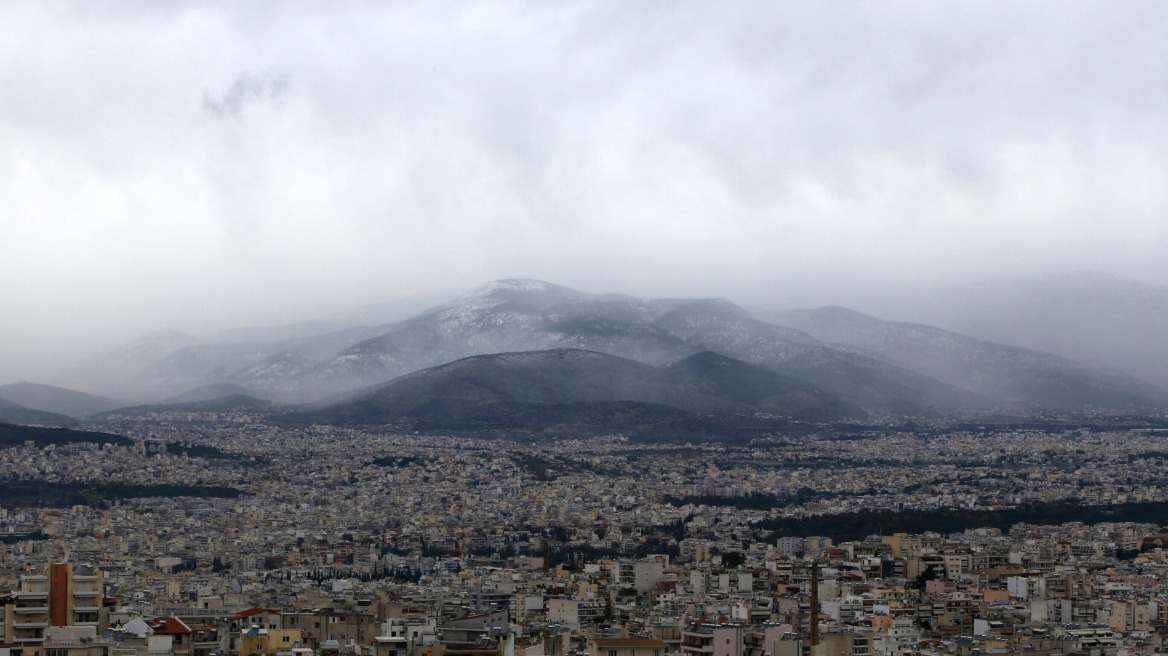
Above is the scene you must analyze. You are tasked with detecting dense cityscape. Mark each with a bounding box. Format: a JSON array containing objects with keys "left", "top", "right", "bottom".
[{"left": 5, "top": 409, "right": 1168, "bottom": 656}]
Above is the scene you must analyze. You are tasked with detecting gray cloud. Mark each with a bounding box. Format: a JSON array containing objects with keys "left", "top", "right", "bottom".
[
  {"left": 1, "top": 1, "right": 1167, "bottom": 381},
  {"left": 202, "top": 71, "right": 289, "bottom": 118}
]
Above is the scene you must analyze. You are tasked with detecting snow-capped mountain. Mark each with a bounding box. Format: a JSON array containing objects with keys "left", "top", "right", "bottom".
[
  {"left": 281, "top": 280, "right": 990, "bottom": 410},
  {"left": 58, "top": 278, "right": 1168, "bottom": 414}
]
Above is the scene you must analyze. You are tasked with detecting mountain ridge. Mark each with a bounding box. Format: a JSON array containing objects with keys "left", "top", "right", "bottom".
[{"left": 280, "top": 348, "right": 864, "bottom": 438}]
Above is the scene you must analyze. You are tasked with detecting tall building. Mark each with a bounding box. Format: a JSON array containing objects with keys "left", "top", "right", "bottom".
[
  {"left": 49, "top": 563, "right": 104, "bottom": 628},
  {"left": 2, "top": 563, "right": 106, "bottom": 656}
]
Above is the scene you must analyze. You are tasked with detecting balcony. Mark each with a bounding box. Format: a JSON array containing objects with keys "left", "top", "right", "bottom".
[
  {"left": 15, "top": 606, "right": 49, "bottom": 614},
  {"left": 14, "top": 620, "right": 49, "bottom": 629},
  {"left": 74, "top": 605, "right": 101, "bottom": 613},
  {"left": 74, "top": 589, "right": 101, "bottom": 597},
  {"left": 17, "top": 590, "right": 49, "bottom": 598}
]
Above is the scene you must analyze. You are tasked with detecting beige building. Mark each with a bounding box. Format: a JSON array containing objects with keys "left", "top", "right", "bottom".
[
  {"left": 1108, "top": 600, "right": 1151, "bottom": 633},
  {"left": 282, "top": 610, "right": 378, "bottom": 645},
  {"left": 42, "top": 626, "right": 108, "bottom": 656},
  {"left": 589, "top": 638, "right": 667, "bottom": 656},
  {"left": 2, "top": 563, "right": 106, "bottom": 656},
  {"left": 239, "top": 628, "right": 304, "bottom": 656}
]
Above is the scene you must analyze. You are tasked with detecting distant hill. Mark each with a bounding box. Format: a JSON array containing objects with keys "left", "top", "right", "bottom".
[
  {"left": 0, "top": 422, "right": 131, "bottom": 448},
  {"left": 162, "top": 383, "right": 263, "bottom": 405},
  {"left": 281, "top": 348, "right": 861, "bottom": 439},
  {"left": 96, "top": 394, "right": 274, "bottom": 417},
  {"left": 0, "top": 382, "right": 125, "bottom": 417},
  {"left": 662, "top": 351, "right": 864, "bottom": 420},
  {"left": 764, "top": 305, "right": 1168, "bottom": 411},
  {"left": 0, "top": 397, "right": 76, "bottom": 427}
]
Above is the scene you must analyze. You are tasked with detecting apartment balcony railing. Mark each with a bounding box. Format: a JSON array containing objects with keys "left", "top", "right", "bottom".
[{"left": 14, "top": 620, "right": 49, "bottom": 629}]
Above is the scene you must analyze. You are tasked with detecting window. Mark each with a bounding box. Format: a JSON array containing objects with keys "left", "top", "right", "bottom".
[
  {"left": 608, "top": 650, "right": 617, "bottom": 656},
  {"left": 283, "top": 636, "right": 291, "bottom": 643}
]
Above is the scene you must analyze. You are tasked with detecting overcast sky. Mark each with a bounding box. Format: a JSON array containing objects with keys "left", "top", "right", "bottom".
[{"left": 3, "top": 2, "right": 1168, "bottom": 378}]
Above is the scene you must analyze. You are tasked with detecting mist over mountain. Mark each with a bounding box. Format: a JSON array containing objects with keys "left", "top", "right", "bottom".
[
  {"left": 21, "top": 276, "right": 1168, "bottom": 420},
  {"left": 204, "top": 322, "right": 345, "bottom": 345},
  {"left": 651, "top": 298, "right": 991, "bottom": 412},
  {"left": 889, "top": 271, "right": 1168, "bottom": 390},
  {"left": 71, "top": 330, "right": 199, "bottom": 384},
  {"left": 65, "top": 324, "right": 384, "bottom": 403},
  {"left": 0, "top": 382, "right": 125, "bottom": 418},
  {"left": 764, "top": 305, "right": 1167, "bottom": 411},
  {"left": 161, "top": 383, "right": 263, "bottom": 405}
]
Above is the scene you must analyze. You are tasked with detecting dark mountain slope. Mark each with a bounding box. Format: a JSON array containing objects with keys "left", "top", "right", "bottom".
[
  {"left": 163, "top": 383, "right": 260, "bottom": 405},
  {"left": 0, "top": 422, "right": 131, "bottom": 448},
  {"left": 96, "top": 394, "right": 274, "bottom": 417},
  {"left": 663, "top": 351, "right": 865, "bottom": 419},
  {"left": 0, "top": 397, "right": 76, "bottom": 427},
  {"left": 282, "top": 348, "right": 861, "bottom": 434}
]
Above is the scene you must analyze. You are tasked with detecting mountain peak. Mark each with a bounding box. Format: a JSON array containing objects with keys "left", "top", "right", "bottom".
[
  {"left": 459, "top": 279, "right": 581, "bottom": 298},
  {"left": 490, "top": 279, "right": 561, "bottom": 291},
  {"left": 438, "top": 280, "right": 592, "bottom": 318}
]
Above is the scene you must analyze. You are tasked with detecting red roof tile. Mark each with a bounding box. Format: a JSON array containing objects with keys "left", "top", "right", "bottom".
[{"left": 150, "top": 617, "right": 192, "bottom": 635}]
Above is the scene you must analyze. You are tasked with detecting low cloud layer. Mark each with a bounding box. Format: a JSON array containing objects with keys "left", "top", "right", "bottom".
[{"left": 2, "top": 2, "right": 1167, "bottom": 380}]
